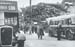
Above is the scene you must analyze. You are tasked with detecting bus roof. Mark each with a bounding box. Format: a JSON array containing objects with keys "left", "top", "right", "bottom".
[
  {"left": 0, "top": 25, "right": 13, "bottom": 28},
  {"left": 46, "top": 14, "right": 75, "bottom": 24}
]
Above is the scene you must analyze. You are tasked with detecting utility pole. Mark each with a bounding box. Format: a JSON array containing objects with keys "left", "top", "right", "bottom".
[
  {"left": 29, "top": 0, "right": 32, "bottom": 34},
  {"left": 30, "top": 0, "right": 32, "bottom": 22}
]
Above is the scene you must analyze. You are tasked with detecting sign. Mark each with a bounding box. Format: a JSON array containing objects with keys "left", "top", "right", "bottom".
[
  {"left": 0, "top": 6, "right": 7, "bottom": 10},
  {"left": 8, "top": 6, "right": 16, "bottom": 10},
  {"left": 0, "top": 1, "right": 18, "bottom": 11}
]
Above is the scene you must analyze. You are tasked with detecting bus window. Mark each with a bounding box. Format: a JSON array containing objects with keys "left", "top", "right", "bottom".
[
  {"left": 65, "top": 19, "right": 71, "bottom": 25},
  {"left": 13, "top": 17, "right": 17, "bottom": 25},
  {"left": 53, "top": 21, "right": 58, "bottom": 25},
  {"left": 50, "top": 20, "right": 53, "bottom": 25},
  {"left": 4, "top": 12, "right": 18, "bottom": 26},
  {"left": 69, "top": 18, "right": 72, "bottom": 24},
  {"left": 10, "top": 17, "right": 14, "bottom": 25},
  {"left": 5, "top": 18, "right": 8, "bottom": 24},
  {"left": 5, "top": 17, "right": 17, "bottom": 25},
  {"left": 8, "top": 18, "right": 11, "bottom": 24}
]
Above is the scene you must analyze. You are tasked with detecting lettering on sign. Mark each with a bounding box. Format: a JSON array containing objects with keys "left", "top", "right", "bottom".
[
  {"left": 8, "top": 6, "right": 16, "bottom": 10},
  {"left": 0, "top": 6, "right": 7, "bottom": 10},
  {"left": 0, "top": 1, "right": 17, "bottom": 11}
]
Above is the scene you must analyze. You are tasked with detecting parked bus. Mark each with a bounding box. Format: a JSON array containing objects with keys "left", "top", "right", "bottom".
[
  {"left": 46, "top": 14, "right": 75, "bottom": 40},
  {"left": 0, "top": 1, "right": 19, "bottom": 47},
  {"left": 0, "top": 1, "right": 19, "bottom": 36}
]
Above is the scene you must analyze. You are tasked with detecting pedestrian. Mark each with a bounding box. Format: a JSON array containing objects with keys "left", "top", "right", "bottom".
[
  {"left": 39, "top": 28, "right": 44, "bottom": 39},
  {"left": 65, "top": 28, "right": 70, "bottom": 39},
  {"left": 16, "top": 30, "right": 26, "bottom": 47},
  {"left": 37, "top": 27, "right": 44, "bottom": 39},
  {"left": 56, "top": 23, "right": 62, "bottom": 40}
]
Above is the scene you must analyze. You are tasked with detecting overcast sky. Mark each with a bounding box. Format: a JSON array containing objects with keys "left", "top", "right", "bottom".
[{"left": 16, "top": 0, "right": 63, "bottom": 8}]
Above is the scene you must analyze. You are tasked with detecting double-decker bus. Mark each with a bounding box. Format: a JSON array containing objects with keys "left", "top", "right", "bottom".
[
  {"left": 0, "top": 1, "right": 19, "bottom": 35},
  {"left": 46, "top": 14, "right": 75, "bottom": 40},
  {"left": 0, "top": 1, "right": 19, "bottom": 47}
]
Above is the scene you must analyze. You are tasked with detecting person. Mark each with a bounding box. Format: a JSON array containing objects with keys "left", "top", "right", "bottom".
[
  {"left": 56, "top": 23, "right": 62, "bottom": 40},
  {"left": 16, "top": 30, "right": 26, "bottom": 47},
  {"left": 65, "top": 28, "right": 70, "bottom": 39},
  {"left": 37, "top": 28, "right": 44, "bottom": 39}
]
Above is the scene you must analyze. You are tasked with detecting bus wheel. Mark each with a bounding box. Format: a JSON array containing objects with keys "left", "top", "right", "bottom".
[{"left": 66, "top": 32, "right": 73, "bottom": 40}]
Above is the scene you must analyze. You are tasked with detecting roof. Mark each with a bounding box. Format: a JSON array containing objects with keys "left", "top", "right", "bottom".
[
  {"left": 46, "top": 14, "right": 75, "bottom": 24},
  {"left": 0, "top": 25, "right": 13, "bottom": 28}
]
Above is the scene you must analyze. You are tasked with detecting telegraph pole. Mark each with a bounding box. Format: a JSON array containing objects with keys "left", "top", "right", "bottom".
[
  {"left": 29, "top": 0, "right": 32, "bottom": 34},
  {"left": 30, "top": 0, "right": 32, "bottom": 22}
]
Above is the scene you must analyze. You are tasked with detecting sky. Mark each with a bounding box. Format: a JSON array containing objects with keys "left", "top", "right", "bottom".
[
  {"left": 12, "top": 0, "right": 63, "bottom": 11},
  {"left": 16, "top": 0, "right": 63, "bottom": 8}
]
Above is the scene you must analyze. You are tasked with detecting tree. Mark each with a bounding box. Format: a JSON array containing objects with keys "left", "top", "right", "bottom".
[{"left": 21, "top": 3, "right": 67, "bottom": 23}]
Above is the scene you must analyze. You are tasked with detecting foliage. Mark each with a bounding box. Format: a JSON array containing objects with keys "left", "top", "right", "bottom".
[{"left": 21, "top": 3, "right": 67, "bottom": 22}]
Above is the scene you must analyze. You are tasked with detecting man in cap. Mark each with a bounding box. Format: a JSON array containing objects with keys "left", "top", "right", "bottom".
[{"left": 16, "top": 30, "right": 26, "bottom": 47}]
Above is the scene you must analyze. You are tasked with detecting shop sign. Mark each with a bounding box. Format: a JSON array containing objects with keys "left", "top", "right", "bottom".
[
  {"left": 8, "top": 6, "right": 16, "bottom": 10},
  {"left": 0, "top": 6, "right": 8, "bottom": 10},
  {"left": 0, "top": 1, "right": 17, "bottom": 11}
]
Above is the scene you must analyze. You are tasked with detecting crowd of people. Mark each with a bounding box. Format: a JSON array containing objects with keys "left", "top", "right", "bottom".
[{"left": 12, "top": 23, "right": 65, "bottom": 47}]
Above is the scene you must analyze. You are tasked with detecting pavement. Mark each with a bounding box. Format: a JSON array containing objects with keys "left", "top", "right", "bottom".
[{"left": 21, "top": 32, "right": 75, "bottom": 47}]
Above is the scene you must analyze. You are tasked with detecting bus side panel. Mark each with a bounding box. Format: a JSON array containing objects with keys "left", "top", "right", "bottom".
[{"left": 4, "top": 12, "right": 19, "bottom": 36}]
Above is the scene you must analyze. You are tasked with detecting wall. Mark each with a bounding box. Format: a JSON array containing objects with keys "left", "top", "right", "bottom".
[{"left": 0, "top": 12, "right": 4, "bottom": 25}]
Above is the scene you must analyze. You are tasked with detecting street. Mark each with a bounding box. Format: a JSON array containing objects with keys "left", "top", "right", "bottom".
[
  {"left": 0, "top": 0, "right": 75, "bottom": 47},
  {"left": 22, "top": 32, "right": 75, "bottom": 47}
]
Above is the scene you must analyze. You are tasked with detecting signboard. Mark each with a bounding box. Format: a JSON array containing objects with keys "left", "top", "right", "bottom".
[{"left": 0, "top": 1, "right": 18, "bottom": 12}]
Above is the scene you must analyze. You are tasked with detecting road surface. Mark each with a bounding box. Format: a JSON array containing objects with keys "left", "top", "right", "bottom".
[{"left": 21, "top": 33, "right": 75, "bottom": 47}]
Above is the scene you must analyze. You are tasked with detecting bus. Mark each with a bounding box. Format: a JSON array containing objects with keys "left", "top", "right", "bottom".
[
  {"left": 0, "top": 1, "right": 19, "bottom": 46},
  {"left": 46, "top": 14, "right": 75, "bottom": 40},
  {"left": 0, "top": 1, "right": 19, "bottom": 36}
]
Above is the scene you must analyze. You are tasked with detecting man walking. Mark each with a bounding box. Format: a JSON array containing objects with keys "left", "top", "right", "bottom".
[
  {"left": 39, "top": 28, "right": 44, "bottom": 39},
  {"left": 37, "top": 27, "right": 44, "bottom": 39},
  {"left": 16, "top": 30, "right": 26, "bottom": 47}
]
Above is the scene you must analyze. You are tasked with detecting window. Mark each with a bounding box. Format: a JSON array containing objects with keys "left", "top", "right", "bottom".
[
  {"left": 5, "top": 17, "right": 17, "bottom": 25},
  {"left": 13, "top": 17, "right": 17, "bottom": 25},
  {"left": 10, "top": 18, "right": 14, "bottom": 24},
  {"left": 8, "top": 18, "right": 11, "bottom": 24}
]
